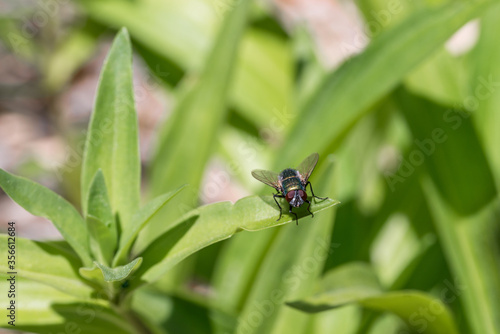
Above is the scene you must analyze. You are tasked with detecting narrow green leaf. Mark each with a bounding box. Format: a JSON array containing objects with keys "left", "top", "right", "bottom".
[
  {"left": 113, "top": 185, "right": 187, "bottom": 266},
  {"left": 132, "top": 196, "right": 339, "bottom": 289},
  {"left": 79, "top": 0, "right": 292, "bottom": 130},
  {"left": 145, "top": 0, "right": 252, "bottom": 236},
  {"left": 98, "top": 258, "right": 143, "bottom": 282},
  {"left": 80, "top": 257, "right": 142, "bottom": 283},
  {"left": 86, "top": 216, "right": 112, "bottom": 265},
  {"left": 0, "top": 236, "right": 93, "bottom": 298},
  {"left": 81, "top": 27, "right": 140, "bottom": 232},
  {"left": 230, "top": 28, "right": 293, "bottom": 130},
  {"left": 132, "top": 288, "right": 214, "bottom": 334},
  {"left": 405, "top": 48, "right": 469, "bottom": 106},
  {"left": 309, "top": 305, "right": 361, "bottom": 334},
  {"left": 130, "top": 287, "right": 173, "bottom": 334},
  {"left": 236, "top": 159, "right": 338, "bottom": 334},
  {"left": 87, "top": 170, "right": 115, "bottom": 227},
  {"left": 79, "top": 257, "right": 142, "bottom": 300},
  {"left": 0, "top": 169, "right": 91, "bottom": 265},
  {"left": 473, "top": 3, "right": 500, "bottom": 187},
  {"left": 287, "top": 262, "right": 382, "bottom": 313},
  {"left": 78, "top": 0, "right": 214, "bottom": 70},
  {"left": 355, "top": 0, "right": 415, "bottom": 34},
  {"left": 362, "top": 293, "right": 457, "bottom": 334},
  {"left": 87, "top": 169, "right": 117, "bottom": 264},
  {"left": 211, "top": 229, "right": 277, "bottom": 314},
  {"left": 278, "top": 0, "right": 495, "bottom": 164},
  {"left": 394, "top": 87, "right": 496, "bottom": 214},
  {"left": 79, "top": 263, "right": 106, "bottom": 283},
  {"left": 288, "top": 263, "right": 459, "bottom": 334},
  {"left": 422, "top": 176, "right": 500, "bottom": 334},
  {"left": 292, "top": 26, "right": 328, "bottom": 109}
]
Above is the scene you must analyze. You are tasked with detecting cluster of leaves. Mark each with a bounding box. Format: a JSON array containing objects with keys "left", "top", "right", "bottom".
[{"left": 1, "top": 0, "right": 500, "bottom": 333}]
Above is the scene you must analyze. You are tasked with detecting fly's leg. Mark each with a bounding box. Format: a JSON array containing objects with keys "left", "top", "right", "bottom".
[
  {"left": 305, "top": 199, "right": 314, "bottom": 218},
  {"left": 306, "top": 181, "right": 328, "bottom": 201},
  {"left": 289, "top": 206, "right": 299, "bottom": 225},
  {"left": 273, "top": 193, "right": 285, "bottom": 221}
]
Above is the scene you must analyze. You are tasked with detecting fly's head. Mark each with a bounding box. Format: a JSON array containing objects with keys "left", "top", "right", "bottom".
[{"left": 286, "top": 189, "right": 307, "bottom": 208}]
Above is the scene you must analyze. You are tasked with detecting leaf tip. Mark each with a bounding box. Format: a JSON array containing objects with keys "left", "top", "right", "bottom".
[{"left": 117, "top": 27, "right": 130, "bottom": 39}]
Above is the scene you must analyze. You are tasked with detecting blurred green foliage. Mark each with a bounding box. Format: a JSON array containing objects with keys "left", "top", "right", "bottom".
[{"left": 1, "top": 0, "right": 500, "bottom": 333}]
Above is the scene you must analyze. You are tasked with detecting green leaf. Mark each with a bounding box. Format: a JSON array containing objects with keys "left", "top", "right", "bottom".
[
  {"left": 78, "top": 0, "right": 214, "bottom": 70},
  {"left": 211, "top": 229, "right": 277, "bottom": 314},
  {"left": 81, "top": 27, "right": 140, "bottom": 233},
  {"left": 230, "top": 28, "right": 293, "bottom": 130},
  {"left": 79, "top": 0, "right": 292, "bottom": 130},
  {"left": 355, "top": 0, "right": 415, "bottom": 34},
  {"left": 278, "top": 0, "right": 495, "bottom": 164},
  {"left": 0, "top": 276, "right": 135, "bottom": 333},
  {"left": 0, "top": 169, "right": 92, "bottom": 266},
  {"left": 292, "top": 26, "right": 328, "bottom": 109},
  {"left": 0, "top": 236, "right": 93, "bottom": 298},
  {"left": 132, "top": 288, "right": 214, "bottom": 334},
  {"left": 130, "top": 287, "right": 172, "bottom": 334},
  {"left": 146, "top": 0, "right": 252, "bottom": 226},
  {"left": 394, "top": 87, "right": 496, "bottom": 214},
  {"left": 80, "top": 258, "right": 142, "bottom": 284},
  {"left": 287, "top": 262, "right": 383, "bottom": 313},
  {"left": 98, "top": 258, "right": 143, "bottom": 282},
  {"left": 80, "top": 258, "right": 142, "bottom": 299},
  {"left": 422, "top": 176, "right": 500, "bottom": 334},
  {"left": 236, "top": 159, "right": 338, "bottom": 334},
  {"left": 87, "top": 169, "right": 117, "bottom": 264},
  {"left": 473, "top": 3, "right": 500, "bottom": 187},
  {"left": 113, "top": 185, "right": 187, "bottom": 266},
  {"left": 132, "top": 195, "right": 339, "bottom": 289},
  {"left": 405, "top": 48, "right": 469, "bottom": 106},
  {"left": 309, "top": 305, "right": 361, "bottom": 334},
  {"left": 288, "top": 263, "right": 459, "bottom": 334}
]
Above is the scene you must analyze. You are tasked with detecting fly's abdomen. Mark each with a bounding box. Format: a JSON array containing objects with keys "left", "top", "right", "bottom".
[{"left": 280, "top": 168, "right": 304, "bottom": 193}]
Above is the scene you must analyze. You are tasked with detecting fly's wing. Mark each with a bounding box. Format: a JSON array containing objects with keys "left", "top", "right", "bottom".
[
  {"left": 296, "top": 152, "right": 319, "bottom": 183},
  {"left": 251, "top": 169, "right": 281, "bottom": 191}
]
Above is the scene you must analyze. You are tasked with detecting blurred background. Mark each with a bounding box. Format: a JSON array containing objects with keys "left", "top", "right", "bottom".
[
  {"left": 1, "top": 0, "right": 500, "bottom": 333},
  {"left": 0, "top": 0, "right": 372, "bottom": 239},
  {"left": 0, "top": 0, "right": 482, "bottom": 237}
]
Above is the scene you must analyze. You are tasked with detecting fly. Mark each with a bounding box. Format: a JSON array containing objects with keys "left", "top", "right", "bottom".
[{"left": 251, "top": 153, "right": 328, "bottom": 225}]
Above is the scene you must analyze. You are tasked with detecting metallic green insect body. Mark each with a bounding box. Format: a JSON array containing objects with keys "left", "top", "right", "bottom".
[{"left": 251, "top": 153, "right": 328, "bottom": 225}]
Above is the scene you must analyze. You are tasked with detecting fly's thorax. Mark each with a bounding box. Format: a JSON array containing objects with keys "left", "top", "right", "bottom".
[
  {"left": 279, "top": 168, "right": 305, "bottom": 194},
  {"left": 279, "top": 168, "right": 299, "bottom": 179}
]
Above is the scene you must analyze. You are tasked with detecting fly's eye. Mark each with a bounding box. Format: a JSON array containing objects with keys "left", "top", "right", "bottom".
[
  {"left": 285, "top": 191, "right": 295, "bottom": 202},
  {"left": 298, "top": 190, "right": 307, "bottom": 201}
]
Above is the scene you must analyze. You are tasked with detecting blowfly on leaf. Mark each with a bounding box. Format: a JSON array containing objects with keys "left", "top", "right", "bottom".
[{"left": 251, "top": 153, "right": 328, "bottom": 225}]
